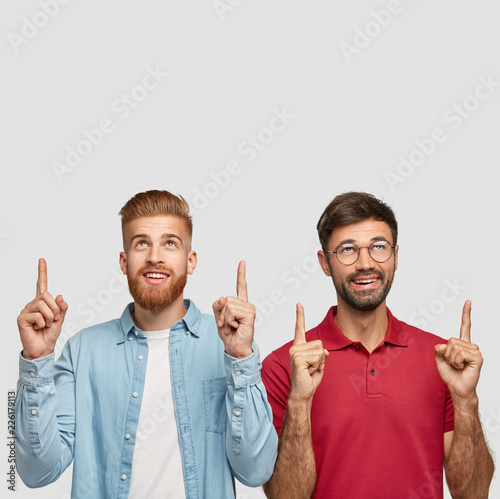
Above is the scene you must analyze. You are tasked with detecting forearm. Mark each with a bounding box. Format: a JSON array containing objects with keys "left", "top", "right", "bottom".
[
  {"left": 445, "top": 396, "right": 494, "bottom": 499},
  {"left": 15, "top": 354, "right": 73, "bottom": 487},
  {"left": 264, "top": 398, "right": 317, "bottom": 499}
]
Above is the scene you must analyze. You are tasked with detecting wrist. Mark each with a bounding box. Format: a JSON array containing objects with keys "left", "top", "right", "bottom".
[
  {"left": 287, "top": 392, "right": 313, "bottom": 413},
  {"left": 451, "top": 393, "right": 479, "bottom": 416},
  {"left": 22, "top": 348, "right": 53, "bottom": 361},
  {"left": 225, "top": 346, "right": 253, "bottom": 360}
]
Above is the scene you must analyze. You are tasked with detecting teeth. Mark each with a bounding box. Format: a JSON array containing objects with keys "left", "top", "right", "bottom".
[
  {"left": 355, "top": 279, "right": 376, "bottom": 284},
  {"left": 145, "top": 273, "right": 167, "bottom": 279}
]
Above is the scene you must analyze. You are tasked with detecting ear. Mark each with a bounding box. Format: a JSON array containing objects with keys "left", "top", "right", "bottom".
[
  {"left": 187, "top": 251, "right": 197, "bottom": 275},
  {"left": 393, "top": 244, "right": 399, "bottom": 271},
  {"left": 318, "top": 250, "right": 333, "bottom": 277},
  {"left": 119, "top": 252, "right": 127, "bottom": 275}
]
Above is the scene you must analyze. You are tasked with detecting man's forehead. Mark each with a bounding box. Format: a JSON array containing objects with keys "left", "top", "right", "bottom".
[
  {"left": 124, "top": 215, "right": 189, "bottom": 238},
  {"left": 329, "top": 219, "right": 392, "bottom": 243}
]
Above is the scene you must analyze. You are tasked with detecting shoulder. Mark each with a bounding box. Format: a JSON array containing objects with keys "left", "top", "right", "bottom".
[
  {"left": 66, "top": 317, "right": 122, "bottom": 349},
  {"left": 196, "top": 312, "right": 218, "bottom": 332},
  {"left": 391, "top": 313, "right": 448, "bottom": 347}
]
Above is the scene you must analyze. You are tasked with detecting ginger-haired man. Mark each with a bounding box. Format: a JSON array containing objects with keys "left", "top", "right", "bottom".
[{"left": 15, "top": 190, "right": 277, "bottom": 498}]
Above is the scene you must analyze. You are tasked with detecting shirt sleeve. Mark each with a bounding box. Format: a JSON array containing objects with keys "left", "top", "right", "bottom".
[
  {"left": 261, "top": 350, "right": 291, "bottom": 435},
  {"left": 223, "top": 342, "right": 278, "bottom": 487},
  {"left": 14, "top": 342, "right": 76, "bottom": 488}
]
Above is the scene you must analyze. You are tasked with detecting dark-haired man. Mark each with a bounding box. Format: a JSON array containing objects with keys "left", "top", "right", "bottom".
[
  {"left": 15, "top": 190, "right": 277, "bottom": 498},
  {"left": 262, "top": 192, "right": 493, "bottom": 498}
]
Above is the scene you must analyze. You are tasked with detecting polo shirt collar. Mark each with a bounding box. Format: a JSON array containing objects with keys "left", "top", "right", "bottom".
[
  {"left": 118, "top": 299, "right": 203, "bottom": 342},
  {"left": 316, "top": 306, "right": 409, "bottom": 350}
]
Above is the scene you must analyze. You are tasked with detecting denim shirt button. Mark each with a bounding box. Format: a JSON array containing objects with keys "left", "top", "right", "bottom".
[
  {"left": 132, "top": 392, "right": 138, "bottom": 398},
  {"left": 121, "top": 475, "right": 127, "bottom": 481}
]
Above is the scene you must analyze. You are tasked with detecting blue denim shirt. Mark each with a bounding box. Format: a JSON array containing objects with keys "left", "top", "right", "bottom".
[{"left": 15, "top": 300, "right": 278, "bottom": 498}]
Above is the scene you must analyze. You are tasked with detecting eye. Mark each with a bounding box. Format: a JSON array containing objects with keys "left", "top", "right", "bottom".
[
  {"left": 165, "top": 240, "right": 176, "bottom": 248},
  {"left": 371, "top": 241, "right": 388, "bottom": 251},
  {"left": 339, "top": 244, "right": 356, "bottom": 254},
  {"left": 136, "top": 240, "right": 148, "bottom": 248}
]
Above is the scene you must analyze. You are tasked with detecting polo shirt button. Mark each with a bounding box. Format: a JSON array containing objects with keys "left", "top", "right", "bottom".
[
  {"left": 355, "top": 345, "right": 360, "bottom": 351},
  {"left": 235, "top": 370, "right": 241, "bottom": 376},
  {"left": 370, "top": 369, "right": 376, "bottom": 376},
  {"left": 138, "top": 355, "right": 143, "bottom": 360},
  {"left": 133, "top": 392, "right": 138, "bottom": 398},
  {"left": 29, "top": 371, "right": 35, "bottom": 377},
  {"left": 121, "top": 474, "right": 127, "bottom": 481},
  {"left": 31, "top": 409, "right": 37, "bottom": 416},
  {"left": 125, "top": 434, "right": 131, "bottom": 440}
]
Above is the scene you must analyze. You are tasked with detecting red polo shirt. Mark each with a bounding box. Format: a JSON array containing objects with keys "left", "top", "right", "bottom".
[{"left": 262, "top": 307, "right": 454, "bottom": 499}]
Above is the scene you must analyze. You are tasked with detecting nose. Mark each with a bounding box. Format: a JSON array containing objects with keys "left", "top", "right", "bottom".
[
  {"left": 355, "top": 246, "right": 375, "bottom": 270},
  {"left": 147, "top": 245, "right": 165, "bottom": 266}
]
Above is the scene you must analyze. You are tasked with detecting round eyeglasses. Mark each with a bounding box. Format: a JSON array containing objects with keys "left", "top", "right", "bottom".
[{"left": 324, "top": 240, "right": 395, "bottom": 266}]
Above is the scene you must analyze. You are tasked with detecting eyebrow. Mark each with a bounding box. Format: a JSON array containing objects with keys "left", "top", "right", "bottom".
[
  {"left": 129, "top": 233, "right": 183, "bottom": 246},
  {"left": 337, "top": 236, "right": 390, "bottom": 246}
]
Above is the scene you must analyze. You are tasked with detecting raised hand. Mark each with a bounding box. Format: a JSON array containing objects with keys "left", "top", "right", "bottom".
[
  {"left": 434, "top": 300, "right": 483, "bottom": 400},
  {"left": 17, "top": 258, "right": 68, "bottom": 360},
  {"left": 288, "top": 303, "right": 329, "bottom": 403},
  {"left": 212, "top": 261, "right": 255, "bottom": 360}
]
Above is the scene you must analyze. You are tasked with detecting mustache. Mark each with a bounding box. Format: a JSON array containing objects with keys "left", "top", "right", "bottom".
[{"left": 136, "top": 264, "right": 173, "bottom": 274}]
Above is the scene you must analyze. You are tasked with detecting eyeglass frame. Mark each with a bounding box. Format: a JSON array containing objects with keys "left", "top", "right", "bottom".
[{"left": 323, "top": 240, "right": 396, "bottom": 266}]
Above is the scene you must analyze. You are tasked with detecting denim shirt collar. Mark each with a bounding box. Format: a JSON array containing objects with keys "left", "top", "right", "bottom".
[{"left": 117, "top": 299, "right": 203, "bottom": 343}]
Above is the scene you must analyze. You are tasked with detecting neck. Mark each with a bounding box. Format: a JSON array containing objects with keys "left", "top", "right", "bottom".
[
  {"left": 132, "top": 294, "right": 187, "bottom": 331},
  {"left": 334, "top": 299, "right": 389, "bottom": 353}
]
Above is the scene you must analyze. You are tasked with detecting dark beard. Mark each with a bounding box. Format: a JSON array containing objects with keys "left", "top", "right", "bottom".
[
  {"left": 332, "top": 267, "right": 395, "bottom": 312},
  {"left": 127, "top": 265, "right": 187, "bottom": 313}
]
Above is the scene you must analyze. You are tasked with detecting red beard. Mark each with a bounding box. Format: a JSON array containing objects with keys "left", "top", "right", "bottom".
[{"left": 127, "top": 265, "right": 187, "bottom": 313}]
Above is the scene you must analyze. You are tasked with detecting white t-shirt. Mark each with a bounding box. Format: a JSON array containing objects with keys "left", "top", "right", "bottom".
[{"left": 128, "top": 329, "right": 186, "bottom": 498}]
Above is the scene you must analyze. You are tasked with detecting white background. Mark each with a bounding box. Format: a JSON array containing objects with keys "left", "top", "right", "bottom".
[{"left": 2, "top": 1, "right": 499, "bottom": 498}]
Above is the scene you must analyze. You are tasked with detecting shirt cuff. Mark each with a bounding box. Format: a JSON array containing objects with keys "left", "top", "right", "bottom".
[
  {"left": 224, "top": 350, "right": 260, "bottom": 387},
  {"left": 19, "top": 352, "right": 55, "bottom": 388}
]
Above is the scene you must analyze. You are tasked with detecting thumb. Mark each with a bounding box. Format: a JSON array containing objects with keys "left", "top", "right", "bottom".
[
  {"left": 55, "top": 295, "right": 68, "bottom": 324},
  {"left": 434, "top": 344, "right": 446, "bottom": 363},
  {"left": 212, "top": 297, "right": 226, "bottom": 328}
]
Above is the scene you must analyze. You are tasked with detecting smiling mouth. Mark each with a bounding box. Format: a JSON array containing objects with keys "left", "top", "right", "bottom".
[
  {"left": 144, "top": 272, "right": 169, "bottom": 279},
  {"left": 350, "top": 274, "right": 382, "bottom": 288},
  {"left": 353, "top": 278, "right": 378, "bottom": 285}
]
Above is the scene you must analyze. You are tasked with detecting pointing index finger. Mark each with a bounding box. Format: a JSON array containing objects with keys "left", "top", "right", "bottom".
[
  {"left": 459, "top": 300, "right": 472, "bottom": 342},
  {"left": 236, "top": 260, "right": 248, "bottom": 302},
  {"left": 293, "top": 303, "right": 306, "bottom": 345},
  {"left": 37, "top": 258, "right": 48, "bottom": 296}
]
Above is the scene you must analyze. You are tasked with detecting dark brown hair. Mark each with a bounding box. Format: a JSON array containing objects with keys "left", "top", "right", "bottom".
[
  {"left": 119, "top": 190, "right": 193, "bottom": 238},
  {"left": 317, "top": 192, "right": 398, "bottom": 250}
]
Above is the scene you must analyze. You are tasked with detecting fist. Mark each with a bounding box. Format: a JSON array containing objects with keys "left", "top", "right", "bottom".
[
  {"left": 17, "top": 258, "right": 68, "bottom": 360},
  {"left": 212, "top": 261, "right": 255, "bottom": 360},
  {"left": 289, "top": 303, "right": 329, "bottom": 403}
]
